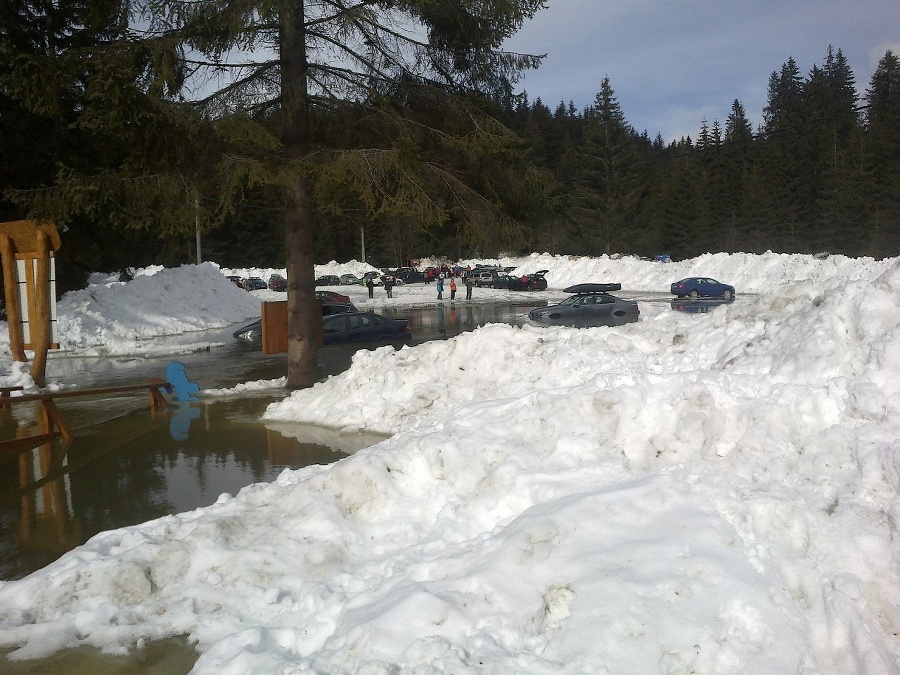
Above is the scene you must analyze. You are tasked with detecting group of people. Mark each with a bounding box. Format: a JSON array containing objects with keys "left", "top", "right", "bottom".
[
  {"left": 365, "top": 267, "right": 476, "bottom": 302},
  {"left": 366, "top": 275, "right": 394, "bottom": 298},
  {"left": 435, "top": 274, "right": 473, "bottom": 301}
]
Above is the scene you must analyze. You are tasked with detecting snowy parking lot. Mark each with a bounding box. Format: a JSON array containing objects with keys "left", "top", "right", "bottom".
[{"left": 1, "top": 251, "right": 898, "bottom": 674}]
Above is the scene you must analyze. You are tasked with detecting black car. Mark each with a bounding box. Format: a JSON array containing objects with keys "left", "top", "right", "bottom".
[
  {"left": 243, "top": 276, "right": 268, "bottom": 291},
  {"left": 529, "top": 283, "right": 639, "bottom": 327},
  {"left": 490, "top": 272, "right": 514, "bottom": 289},
  {"left": 226, "top": 275, "right": 244, "bottom": 288},
  {"left": 233, "top": 301, "right": 358, "bottom": 343},
  {"left": 508, "top": 270, "right": 549, "bottom": 291},
  {"left": 321, "top": 311, "right": 411, "bottom": 345},
  {"left": 315, "top": 275, "right": 342, "bottom": 287},
  {"left": 395, "top": 268, "right": 425, "bottom": 284}
]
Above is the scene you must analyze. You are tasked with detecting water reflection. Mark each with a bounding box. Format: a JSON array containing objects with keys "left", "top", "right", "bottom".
[
  {"left": 670, "top": 297, "right": 736, "bottom": 314},
  {"left": 0, "top": 637, "right": 198, "bottom": 674},
  {"left": 2, "top": 301, "right": 543, "bottom": 582},
  {"left": 0, "top": 397, "right": 369, "bottom": 581},
  {"left": 381, "top": 300, "right": 543, "bottom": 342}
]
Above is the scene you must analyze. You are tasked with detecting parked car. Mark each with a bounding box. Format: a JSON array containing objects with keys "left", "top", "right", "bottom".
[
  {"left": 315, "top": 275, "right": 342, "bottom": 287},
  {"left": 671, "top": 297, "right": 735, "bottom": 314},
  {"left": 268, "top": 274, "right": 287, "bottom": 291},
  {"left": 340, "top": 274, "right": 361, "bottom": 286},
  {"left": 226, "top": 275, "right": 244, "bottom": 288},
  {"left": 233, "top": 301, "right": 358, "bottom": 343},
  {"left": 491, "top": 272, "right": 514, "bottom": 289},
  {"left": 243, "top": 276, "right": 268, "bottom": 291},
  {"left": 670, "top": 277, "right": 735, "bottom": 299},
  {"left": 321, "top": 311, "right": 412, "bottom": 346},
  {"left": 529, "top": 283, "right": 639, "bottom": 327},
  {"left": 508, "top": 270, "right": 549, "bottom": 291},
  {"left": 395, "top": 268, "right": 424, "bottom": 284},
  {"left": 471, "top": 270, "right": 496, "bottom": 287},
  {"left": 316, "top": 290, "right": 351, "bottom": 304},
  {"left": 362, "top": 271, "right": 383, "bottom": 286}
]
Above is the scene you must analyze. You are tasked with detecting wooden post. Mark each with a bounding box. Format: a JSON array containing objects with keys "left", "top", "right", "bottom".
[
  {"left": 30, "top": 231, "right": 53, "bottom": 386},
  {"left": 0, "top": 234, "right": 26, "bottom": 362}
]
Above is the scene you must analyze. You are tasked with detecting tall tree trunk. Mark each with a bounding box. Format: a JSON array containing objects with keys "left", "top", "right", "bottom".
[{"left": 281, "top": 2, "right": 318, "bottom": 389}]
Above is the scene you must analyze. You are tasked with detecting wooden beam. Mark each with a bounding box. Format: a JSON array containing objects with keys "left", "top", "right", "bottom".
[{"left": 2, "top": 382, "right": 172, "bottom": 405}]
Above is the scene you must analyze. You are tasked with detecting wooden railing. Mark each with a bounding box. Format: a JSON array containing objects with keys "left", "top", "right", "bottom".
[{"left": 0, "top": 381, "right": 170, "bottom": 455}]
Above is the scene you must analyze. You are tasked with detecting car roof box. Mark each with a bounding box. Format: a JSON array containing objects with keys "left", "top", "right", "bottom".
[{"left": 563, "top": 283, "right": 622, "bottom": 293}]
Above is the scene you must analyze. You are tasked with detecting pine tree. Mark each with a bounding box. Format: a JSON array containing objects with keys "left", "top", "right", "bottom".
[
  {"left": 6, "top": 0, "right": 548, "bottom": 387},
  {"left": 809, "top": 48, "right": 862, "bottom": 251},
  {"left": 567, "top": 77, "right": 645, "bottom": 255},
  {"left": 761, "top": 57, "right": 807, "bottom": 250},
  {"left": 864, "top": 50, "right": 900, "bottom": 254},
  {"left": 720, "top": 100, "right": 755, "bottom": 250}
]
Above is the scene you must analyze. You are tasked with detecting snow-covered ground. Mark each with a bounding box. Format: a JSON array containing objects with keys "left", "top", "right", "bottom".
[{"left": 1, "top": 252, "right": 898, "bottom": 674}]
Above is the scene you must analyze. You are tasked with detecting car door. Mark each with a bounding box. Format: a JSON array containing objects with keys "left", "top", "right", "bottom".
[
  {"left": 346, "top": 313, "right": 384, "bottom": 342},
  {"left": 323, "top": 314, "right": 350, "bottom": 344},
  {"left": 699, "top": 278, "right": 719, "bottom": 295}
]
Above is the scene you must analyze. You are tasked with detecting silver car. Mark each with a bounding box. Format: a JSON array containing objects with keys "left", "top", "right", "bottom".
[{"left": 529, "top": 283, "right": 639, "bottom": 327}]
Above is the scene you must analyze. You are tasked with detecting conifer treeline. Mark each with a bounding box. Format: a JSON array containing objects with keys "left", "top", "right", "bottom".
[{"left": 500, "top": 47, "right": 900, "bottom": 260}]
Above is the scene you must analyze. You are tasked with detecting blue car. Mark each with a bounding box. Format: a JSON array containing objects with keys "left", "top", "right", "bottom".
[{"left": 670, "top": 277, "right": 735, "bottom": 299}]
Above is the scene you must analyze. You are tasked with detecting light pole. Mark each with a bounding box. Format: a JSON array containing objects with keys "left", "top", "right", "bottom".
[{"left": 360, "top": 225, "right": 366, "bottom": 263}]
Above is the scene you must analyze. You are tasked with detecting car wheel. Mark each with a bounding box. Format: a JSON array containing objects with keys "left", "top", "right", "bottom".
[
  {"left": 689, "top": 290, "right": 699, "bottom": 299},
  {"left": 722, "top": 290, "right": 733, "bottom": 299}
]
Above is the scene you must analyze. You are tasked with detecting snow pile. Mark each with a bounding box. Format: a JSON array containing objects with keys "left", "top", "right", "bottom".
[
  {"left": 463, "top": 251, "right": 893, "bottom": 294},
  {"left": 0, "top": 253, "right": 898, "bottom": 674},
  {"left": 56, "top": 263, "right": 260, "bottom": 355},
  {"left": 230, "top": 252, "right": 895, "bottom": 295}
]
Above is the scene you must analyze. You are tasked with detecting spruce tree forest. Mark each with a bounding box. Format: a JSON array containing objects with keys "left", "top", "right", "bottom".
[{"left": 2, "top": 2, "right": 899, "bottom": 295}]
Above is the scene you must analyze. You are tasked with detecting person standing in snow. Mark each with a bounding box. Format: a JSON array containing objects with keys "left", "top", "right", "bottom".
[
  {"left": 436, "top": 276, "right": 444, "bottom": 300},
  {"left": 449, "top": 277, "right": 457, "bottom": 300},
  {"left": 383, "top": 276, "right": 393, "bottom": 298},
  {"left": 465, "top": 275, "right": 474, "bottom": 300},
  {"left": 367, "top": 277, "right": 374, "bottom": 299}
]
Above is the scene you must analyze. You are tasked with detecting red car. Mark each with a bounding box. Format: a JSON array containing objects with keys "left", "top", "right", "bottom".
[{"left": 316, "top": 290, "right": 351, "bottom": 304}]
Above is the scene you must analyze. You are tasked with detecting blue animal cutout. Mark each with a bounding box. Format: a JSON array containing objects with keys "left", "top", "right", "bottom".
[
  {"left": 166, "top": 361, "right": 201, "bottom": 402},
  {"left": 169, "top": 404, "right": 201, "bottom": 441}
]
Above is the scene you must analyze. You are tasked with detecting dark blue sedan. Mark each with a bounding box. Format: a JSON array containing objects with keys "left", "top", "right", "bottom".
[
  {"left": 670, "top": 277, "right": 735, "bottom": 299},
  {"left": 322, "top": 312, "right": 411, "bottom": 345}
]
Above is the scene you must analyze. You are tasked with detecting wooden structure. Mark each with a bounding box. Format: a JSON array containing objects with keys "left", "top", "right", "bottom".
[
  {"left": 261, "top": 301, "right": 289, "bottom": 354},
  {"left": 1, "top": 381, "right": 169, "bottom": 557},
  {"left": 260, "top": 300, "right": 323, "bottom": 354},
  {"left": 0, "top": 220, "right": 62, "bottom": 387},
  {"left": 0, "top": 381, "right": 170, "bottom": 455}
]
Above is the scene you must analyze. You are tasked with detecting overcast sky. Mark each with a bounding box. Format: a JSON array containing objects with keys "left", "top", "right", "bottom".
[{"left": 504, "top": 0, "right": 900, "bottom": 142}]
